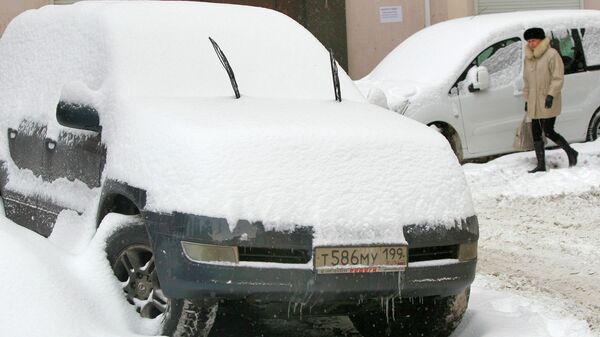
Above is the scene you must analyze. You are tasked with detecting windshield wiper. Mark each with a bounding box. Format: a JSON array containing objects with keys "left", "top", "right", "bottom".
[
  {"left": 209, "top": 37, "right": 240, "bottom": 99},
  {"left": 329, "top": 48, "right": 342, "bottom": 102}
]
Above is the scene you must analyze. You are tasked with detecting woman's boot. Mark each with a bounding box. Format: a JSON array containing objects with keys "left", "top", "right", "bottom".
[
  {"left": 529, "top": 141, "right": 546, "bottom": 173},
  {"left": 553, "top": 135, "right": 578, "bottom": 166}
]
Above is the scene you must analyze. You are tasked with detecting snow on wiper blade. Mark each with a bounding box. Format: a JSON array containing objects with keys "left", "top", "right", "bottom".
[{"left": 209, "top": 37, "right": 241, "bottom": 99}]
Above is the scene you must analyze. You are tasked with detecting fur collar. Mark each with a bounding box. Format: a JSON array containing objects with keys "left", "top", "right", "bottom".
[{"left": 525, "top": 37, "right": 550, "bottom": 60}]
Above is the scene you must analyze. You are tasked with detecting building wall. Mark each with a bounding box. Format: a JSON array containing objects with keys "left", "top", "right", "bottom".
[
  {"left": 448, "top": 0, "right": 474, "bottom": 18},
  {"left": 0, "top": 0, "right": 51, "bottom": 37},
  {"left": 585, "top": 0, "right": 600, "bottom": 9},
  {"left": 345, "top": 0, "right": 425, "bottom": 79},
  {"left": 345, "top": 0, "right": 473, "bottom": 79}
]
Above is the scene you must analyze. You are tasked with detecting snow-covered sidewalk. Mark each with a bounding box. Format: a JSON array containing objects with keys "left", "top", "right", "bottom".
[{"left": 464, "top": 140, "right": 600, "bottom": 336}]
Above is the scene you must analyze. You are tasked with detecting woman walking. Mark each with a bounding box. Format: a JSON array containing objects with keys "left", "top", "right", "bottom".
[{"left": 523, "top": 27, "right": 578, "bottom": 173}]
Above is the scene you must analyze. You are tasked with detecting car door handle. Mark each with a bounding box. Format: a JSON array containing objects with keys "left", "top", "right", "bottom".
[{"left": 45, "top": 138, "right": 57, "bottom": 151}]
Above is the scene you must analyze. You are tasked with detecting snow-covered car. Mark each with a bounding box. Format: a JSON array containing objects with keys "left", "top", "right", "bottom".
[
  {"left": 358, "top": 10, "right": 600, "bottom": 161},
  {"left": 0, "top": 2, "right": 478, "bottom": 337}
]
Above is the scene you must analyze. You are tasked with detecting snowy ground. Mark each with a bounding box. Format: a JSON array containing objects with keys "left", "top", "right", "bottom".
[
  {"left": 464, "top": 140, "right": 600, "bottom": 337},
  {"left": 0, "top": 140, "right": 598, "bottom": 337}
]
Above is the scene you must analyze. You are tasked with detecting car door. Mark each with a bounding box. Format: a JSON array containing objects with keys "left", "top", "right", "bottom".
[
  {"left": 3, "top": 117, "right": 105, "bottom": 237},
  {"left": 455, "top": 37, "right": 525, "bottom": 155},
  {"left": 549, "top": 28, "right": 593, "bottom": 141}
]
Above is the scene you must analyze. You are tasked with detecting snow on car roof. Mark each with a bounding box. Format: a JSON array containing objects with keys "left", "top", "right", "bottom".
[
  {"left": 0, "top": 1, "right": 474, "bottom": 245},
  {"left": 0, "top": 1, "right": 364, "bottom": 129},
  {"left": 364, "top": 10, "right": 600, "bottom": 91}
]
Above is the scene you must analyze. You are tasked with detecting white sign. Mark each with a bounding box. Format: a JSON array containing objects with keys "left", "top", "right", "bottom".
[{"left": 379, "top": 6, "right": 403, "bottom": 23}]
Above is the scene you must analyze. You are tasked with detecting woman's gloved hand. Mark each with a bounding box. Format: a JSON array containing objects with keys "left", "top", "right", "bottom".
[{"left": 545, "top": 95, "right": 553, "bottom": 109}]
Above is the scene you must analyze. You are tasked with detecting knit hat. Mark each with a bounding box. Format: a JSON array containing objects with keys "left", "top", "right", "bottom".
[{"left": 524, "top": 28, "right": 546, "bottom": 40}]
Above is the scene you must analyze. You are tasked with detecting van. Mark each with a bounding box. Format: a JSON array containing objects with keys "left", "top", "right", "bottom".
[
  {"left": 0, "top": 2, "right": 478, "bottom": 337},
  {"left": 358, "top": 10, "right": 600, "bottom": 161}
]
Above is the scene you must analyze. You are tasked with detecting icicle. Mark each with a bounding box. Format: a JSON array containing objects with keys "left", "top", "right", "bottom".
[
  {"left": 385, "top": 297, "right": 390, "bottom": 323},
  {"left": 397, "top": 269, "right": 404, "bottom": 298},
  {"left": 392, "top": 296, "right": 396, "bottom": 321},
  {"left": 287, "top": 300, "right": 292, "bottom": 318}
]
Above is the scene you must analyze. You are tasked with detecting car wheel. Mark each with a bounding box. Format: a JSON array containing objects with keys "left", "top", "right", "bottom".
[
  {"left": 105, "top": 215, "right": 218, "bottom": 337},
  {"left": 349, "top": 288, "right": 470, "bottom": 337},
  {"left": 438, "top": 125, "right": 463, "bottom": 162},
  {"left": 587, "top": 109, "right": 600, "bottom": 141}
]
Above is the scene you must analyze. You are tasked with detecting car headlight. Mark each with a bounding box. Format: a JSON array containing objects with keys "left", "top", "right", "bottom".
[
  {"left": 181, "top": 241, "right": 239, "bottom": 263},
  {"left": 458, "top": 242, "right": 478, "bottom": 261}
]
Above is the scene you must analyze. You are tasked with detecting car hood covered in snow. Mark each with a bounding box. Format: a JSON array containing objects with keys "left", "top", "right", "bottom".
[
  {"left": 106, "top": 96, "right": 474, "bottom": 246},
  {"left": 0, "top": 1, "right": 474, "bottom": 246}
]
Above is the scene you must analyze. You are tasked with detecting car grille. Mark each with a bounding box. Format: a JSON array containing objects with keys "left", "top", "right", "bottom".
[
  {"left": 238, "top": 247, "right": 311, "bottom": 264},
  {"left": 408, "top": 245, "right": 459, "bottom": 263}
]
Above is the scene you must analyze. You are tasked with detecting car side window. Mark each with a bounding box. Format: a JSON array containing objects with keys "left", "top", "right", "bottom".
[
  {"left": 455, "top": 37, "right": 522, "bottom": 92},
  {"left": 475, "top": 38, "right": 521, "bottom": 67},
  {"left": 479, "top": 39, "right": 522, "bottom": 88},
  {"left": 581, "top": 27, "right": 600, "bottom": 69},
  {"left": 550, "top": 29, "right": 585, "bottom": 74}
]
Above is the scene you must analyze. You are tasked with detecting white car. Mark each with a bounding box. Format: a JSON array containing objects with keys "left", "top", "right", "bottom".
[
  {"left": 358, "top": 10, "right": 600, "bottom": 161},
  {"left": 0, "top": 2, "right": 477, "bottom": 337}
]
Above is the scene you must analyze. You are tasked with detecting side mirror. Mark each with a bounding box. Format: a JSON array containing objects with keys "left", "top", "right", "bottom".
[
  {"left": 468, "top": 66, "right": 490, "bottom": 93},
  {"left": 56, "top": 101, "right": 101, "bottom": 132}
]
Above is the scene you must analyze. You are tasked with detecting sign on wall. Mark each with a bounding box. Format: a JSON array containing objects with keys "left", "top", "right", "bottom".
[{"left": 379, "top": 6, "right": 403, "bottom": 23}]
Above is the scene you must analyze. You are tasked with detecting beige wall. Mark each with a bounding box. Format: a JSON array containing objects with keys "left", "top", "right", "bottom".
[
  {"left": 0, "top": 0, "right": 51, "bottom": 37},
  {"left": 346, "top": 0, "right": 426, "bottom": 79},
  {"left": 447, "top": 0, "right": 474, "bottom": 19},
  {"left": 584, "top": 0, "right": 600, "bottom": 9},
  {"left": 430, "top": 0, "right": 449, "bottom": 25},
  {"left": 346, "top": 0, "right": 474, "bottom": 79}
]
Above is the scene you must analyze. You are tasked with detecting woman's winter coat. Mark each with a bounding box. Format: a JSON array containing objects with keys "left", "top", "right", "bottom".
[{"left": 523, "top": 37, "right": 564, "bottom": 120}]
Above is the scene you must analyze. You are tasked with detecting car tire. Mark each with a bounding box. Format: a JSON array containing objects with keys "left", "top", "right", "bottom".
[
  {"left": 349, "top": 288, "right": 470, "bottom": 337},
  {"left": 104, "top": 214, "right": 218, "bottom": 337},
  {"left": 587, "top": 109, "right": 600, "bottom": 141},
  {"left": 431, "top": 124, "right": 463, "bottom": 162}
]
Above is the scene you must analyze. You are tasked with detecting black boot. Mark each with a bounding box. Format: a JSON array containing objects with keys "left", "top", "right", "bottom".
[
  {"left": 553, "top": 135, "right": 578, "bottom": 167},
  {"left": 529, "top": 141, "right": 546, "bottom": 173}
]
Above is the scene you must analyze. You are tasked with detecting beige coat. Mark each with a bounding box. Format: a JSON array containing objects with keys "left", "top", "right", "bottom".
[{"left": 523, "top": 37, "right": 564, "bottom": 120}]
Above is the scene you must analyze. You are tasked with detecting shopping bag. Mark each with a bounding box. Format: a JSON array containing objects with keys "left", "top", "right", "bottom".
[{"left": 513, "top": 116, "right": 534, "bottom": 151}]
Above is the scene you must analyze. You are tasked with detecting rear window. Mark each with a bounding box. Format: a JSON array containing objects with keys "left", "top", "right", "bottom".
[{"left": 581, "top": 27, "right": 600, "bottom": 68}]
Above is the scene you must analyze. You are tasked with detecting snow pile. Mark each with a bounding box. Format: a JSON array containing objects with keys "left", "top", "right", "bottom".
[
  {"left": 0, "top": 1, "right": 474, "bottom": 246},
  {"left": 357, "top": 10, "right": 600, "bottom": 112},
  {"left": 0, "top": 214, "right": 159, "bottom": 337},
  {"left": 455, "top": 277, "right": 594, "bottom": 337},
  {"left": 463, "top": 140, "right": 600, "bottom": 200}
]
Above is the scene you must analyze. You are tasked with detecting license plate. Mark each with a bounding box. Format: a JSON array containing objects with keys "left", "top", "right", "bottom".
[{"left": 314, "top": 246, "right": 408, "bottom": 274}]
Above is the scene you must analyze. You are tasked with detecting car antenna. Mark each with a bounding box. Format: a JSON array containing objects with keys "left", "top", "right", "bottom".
[
  {"left": 329, "top": 48, "right": 342, "bottom": 102},
  {"left": 209, "top": 37, "right": 240, "bottom": 99}
]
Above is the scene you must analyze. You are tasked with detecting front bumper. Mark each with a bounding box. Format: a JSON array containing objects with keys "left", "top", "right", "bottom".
[{"left": 144, "top": 212, "right": 478, "bottom": 305}]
